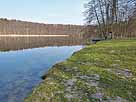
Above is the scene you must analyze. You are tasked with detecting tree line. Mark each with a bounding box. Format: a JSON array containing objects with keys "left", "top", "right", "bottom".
[
  {"left": 0, "top": 19, "right": 83, "bottom": 36},
  {"left": 84, "top": 0, "right": 136, "bottom": 39}
]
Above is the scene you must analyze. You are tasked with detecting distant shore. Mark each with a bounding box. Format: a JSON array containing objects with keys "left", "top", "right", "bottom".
[{"left": 0, "top": 34, "right": 69, "bottom": 37}]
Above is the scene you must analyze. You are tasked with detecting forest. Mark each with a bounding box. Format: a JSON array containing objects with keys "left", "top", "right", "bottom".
[{"left": 0, "top": 18, "right": 85, "bottom": 38}]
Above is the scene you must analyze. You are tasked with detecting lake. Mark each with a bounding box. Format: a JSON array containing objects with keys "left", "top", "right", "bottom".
[{"left": 0, "top": 37, "right": 83, "bottom": 102}]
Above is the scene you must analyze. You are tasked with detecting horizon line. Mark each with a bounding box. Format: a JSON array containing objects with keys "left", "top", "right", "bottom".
[
  {"left": 0, "top": 34, "right": 69, "bottom": 37},
  {"left": 0, "top": 18, "right": 84, "bottom": 26}
]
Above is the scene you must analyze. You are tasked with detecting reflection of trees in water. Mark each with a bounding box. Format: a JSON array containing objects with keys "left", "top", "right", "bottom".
[
  {"left": 0, "top": 37, "right": 84, "bottom": 51},
  {"left": 0, "top": 19, "right": 85, "bottom": 51}
]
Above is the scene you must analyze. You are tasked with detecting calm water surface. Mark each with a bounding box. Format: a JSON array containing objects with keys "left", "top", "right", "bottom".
[{"left": 0, "top": 46, "right": 82, "bottom": 102}]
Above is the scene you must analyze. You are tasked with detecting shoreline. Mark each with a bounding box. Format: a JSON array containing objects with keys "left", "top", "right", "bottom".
[
  {"left": 0, "top": 34, "right": 69, "bottom": 37},
  {"left": 25, "top": 40, "right": 136, "bottom": 102}
]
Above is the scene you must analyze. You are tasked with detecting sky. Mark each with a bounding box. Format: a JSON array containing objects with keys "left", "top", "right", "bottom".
[{"left": 0, "top": 0, "right": 88, "bottom": 25}]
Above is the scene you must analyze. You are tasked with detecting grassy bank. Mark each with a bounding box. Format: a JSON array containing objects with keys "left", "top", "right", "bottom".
[
  {"left": 0, "top": 49, "right": 10, "bottom": 52},
  {"left": 25, "top": 40, "right": 136, "bottom": 102}
]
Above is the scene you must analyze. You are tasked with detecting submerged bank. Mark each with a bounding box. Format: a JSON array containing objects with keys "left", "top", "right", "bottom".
[{"left": 25, "top": 40, "right": 136, "bottom": 102}]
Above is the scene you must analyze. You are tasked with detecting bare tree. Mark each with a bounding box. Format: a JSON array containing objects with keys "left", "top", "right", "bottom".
[{"left": 84, "top": 0, "right": 136, "bottom": 39}]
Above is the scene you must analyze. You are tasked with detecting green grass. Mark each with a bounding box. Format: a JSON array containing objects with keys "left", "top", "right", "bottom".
[
  {"left": 25, "top": 40, "right": 136, "bottom": 102},
  {"left": 0, "top": 48, "right": 10, "bottom": 52}
]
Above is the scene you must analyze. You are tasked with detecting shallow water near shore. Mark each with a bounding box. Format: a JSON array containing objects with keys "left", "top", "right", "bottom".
[{"left": 0, "top": 46, "right": 82, "bottom": 102}]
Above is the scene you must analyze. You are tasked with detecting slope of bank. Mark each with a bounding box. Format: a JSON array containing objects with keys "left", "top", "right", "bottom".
[{"left": 25, "top": 40, "right": 136, "bottom": 102}]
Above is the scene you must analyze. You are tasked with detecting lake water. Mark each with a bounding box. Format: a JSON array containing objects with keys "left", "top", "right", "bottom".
[{"left": 0, "top": 46, "right": 82, "bottom": 102}]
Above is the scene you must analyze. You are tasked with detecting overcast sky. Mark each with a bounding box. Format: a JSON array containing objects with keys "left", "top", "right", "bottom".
[{"left": 0, "top": 0, "right": 88, "bottom": 25}]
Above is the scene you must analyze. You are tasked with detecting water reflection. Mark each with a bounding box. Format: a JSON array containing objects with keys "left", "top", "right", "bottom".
[
  {"left": 0, "top": 37, "right": 83, "bottom": 51},
  {"left": 0, "top": 37, "right": 83, "bottom": 102}
]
